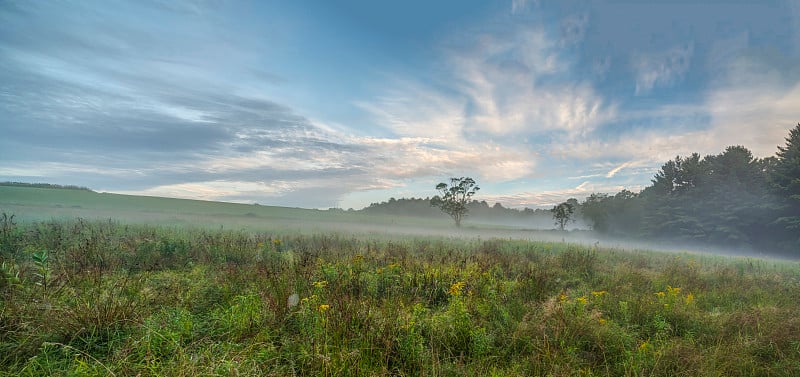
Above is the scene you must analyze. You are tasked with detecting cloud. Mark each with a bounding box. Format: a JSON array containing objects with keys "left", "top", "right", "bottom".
[
  {"left": 116, "top": 180, "right": 297, "bottom": 202},
  {"left": 356, "top": 19, "right": 616, "bottom": 187},
  {"left": 559, "top": 13, "right": 588, "bottom": 46},
  {"left": 511, "top": 0, "right": 537, "bottom": 15},
  {"left": 548, "top": 51, "right": 800, "bottom": 184},
  {"left": 482, "top": 181, "right": 644, "bottom": 208},
  {"left": 355, "top": 77, "right": 537, "bottom": 183},
  {"left": 3, "top": 0, "right": 797, "bottom": 211},
  {"left": 792, "top": 2, "right": 800, "bottom": 54},
  {"left": 447, "top": 25, "right": 614, "bottom": 137},
  {"left": 633, "top": 43, "right": 694, "bottom": 94},
  {"left": 606, "top": 161, "right": 632, "bottom": 178},
  {"left": 704, "top": 56, "right": 800, "bottom": 157}
]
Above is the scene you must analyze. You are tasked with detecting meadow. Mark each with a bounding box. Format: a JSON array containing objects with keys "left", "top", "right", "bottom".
[{"left": 1, "top": 187, "right": 800, "bottom": 376}]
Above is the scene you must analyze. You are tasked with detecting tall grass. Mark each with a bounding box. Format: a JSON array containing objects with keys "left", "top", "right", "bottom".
[{"left": 0, "top": 218, "right": 799, "bottom": 375}]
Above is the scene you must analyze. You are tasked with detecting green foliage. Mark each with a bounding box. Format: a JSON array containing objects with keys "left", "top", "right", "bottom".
[
  {"left": 770, "top": 123, "right": 800, "bottom": 246},
  {"left": 579, "top": 125, "right": 800, "bottom": 256},
  {"left": 0, "top": 211, "right": 20, "bottom": 256},
  {"left": 1, "top": 219, "right": 800, "bottom": 376},
  {"left": 30, "top": 249, "right": 51, "bottom": 294},
  {"left": 0, "top": 260, "right": 22, "bottom": 294},
  {"left": 551, "top": 200, "right": 576, "bottom": 231},
  {"left": 431, "top": 177, "right": 480, "bottom": 227}
]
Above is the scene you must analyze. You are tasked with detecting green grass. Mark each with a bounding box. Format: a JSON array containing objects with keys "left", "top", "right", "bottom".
[
  {"left": 0, "top": 186, "right": 509, "bottom": 233},
  {"left": 1, "top": 215, "right": 799, "bottom": 376}
]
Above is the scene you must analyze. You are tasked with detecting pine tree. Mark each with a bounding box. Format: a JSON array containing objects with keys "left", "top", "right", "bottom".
[{"left": 770, "top": 123, "right": 800, "bottom": 247}]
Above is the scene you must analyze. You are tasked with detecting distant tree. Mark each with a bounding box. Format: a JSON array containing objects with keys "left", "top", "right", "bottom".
[
  {"left": 581, "top": 193, "right": 610, "bottom": 232},
  {"left": 551, "top": 201, "right": 575, "bottom": 231},
  {"left": 431, "top": 177, "right": 480, "bottom": 227}
]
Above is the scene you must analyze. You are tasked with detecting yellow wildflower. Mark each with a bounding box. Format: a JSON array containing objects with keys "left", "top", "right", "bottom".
[
  {"left": 591, "top": 291, "right": 608, "bottom": 298},
  {"left": 559, "top": 293, "right": 569, "bottom": 302},
  {"left": 639, "top": 340, "right": 649, "bottom": 352},
  {"left": 272, "top": 239, "right": 282, "bottom": 246},
  {"left": 313, "top": 280, "right": 328, "bottom": 289},
  {"left": 685, "top": 293, "right": 695, "bottom": 305},
  {"left": 318, "top": 304, "right": 330, "bottom": 312},
  {"left": 666, "top": 285, "right": 680, "bottom": 296},
  {"left": 577, "top": 296, "right": 588, "bottom": 305},
  {"left": 598, "top": 318, "right": 607, "bottom": 326},
  {"left": 449, "top": 281, "right": 466, "bottom": 296},
  {"left": 655, "top": 291, "right": 666, "bottom": 298},
  {"left": 257, "top": 242, "right": 265, "bottom": 248}
]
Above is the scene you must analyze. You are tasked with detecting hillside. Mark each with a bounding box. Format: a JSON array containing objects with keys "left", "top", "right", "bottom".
[{"left": 0, "top": 186, "right": 560, "bottom": 238}]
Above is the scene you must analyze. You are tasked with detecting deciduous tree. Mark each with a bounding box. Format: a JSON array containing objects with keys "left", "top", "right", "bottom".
[
  {"left": 431, "top": 177, "right": 479, "bottom": 227},
  {"left": 551, "top": 201, "right": 575, "bottom": 231}
]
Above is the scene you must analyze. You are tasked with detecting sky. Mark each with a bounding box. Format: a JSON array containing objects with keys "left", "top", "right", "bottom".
[{"left": 1, "top": 0, "right": 799, "bottom": 209}]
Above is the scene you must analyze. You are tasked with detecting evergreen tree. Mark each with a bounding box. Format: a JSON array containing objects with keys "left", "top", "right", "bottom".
[{"left": 770, "top": 123, "right": 800, "bottom": 247}]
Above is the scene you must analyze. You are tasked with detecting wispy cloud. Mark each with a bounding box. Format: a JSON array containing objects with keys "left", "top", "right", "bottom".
[
  {"left": 606, "top": 161, "right": 632, "bottom": 178},
  {"left": 449, "top": 25, "right": 614, "bottom": 138},
  {"left": 483, "top": 181, "right": 644, "bottom": 208},
  {"left": 511, "top": 0, "right": 537, "bottom": 15},
  {"left": 633, "top": 43, "right": 694, "bottom": 95},
  {"left": 559, "top": 13, "right": 588, "bottom": 47}
]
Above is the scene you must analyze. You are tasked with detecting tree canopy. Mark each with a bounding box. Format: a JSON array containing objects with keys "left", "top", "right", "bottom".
[
  {"left": 551, "top": 201, "right": 576, "bottom": 231},
  {"left": 431, "top": 177, "right": 479, "bottom": 227},
  {"left": 575, "top": 124, "right": 800, "bottom": 255}
]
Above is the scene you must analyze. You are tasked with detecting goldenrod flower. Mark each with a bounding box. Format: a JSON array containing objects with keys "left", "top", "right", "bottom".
[
  {"left": 666, "top": 285, "right": 680, "bottom": 296},
  {"left": 685, "top": 293, "right": 694, "bottom": 305},
  {"left": 449, "top": 281, "right": 466, "bottom": 296},
  {"left": 318, "top": 304, "right": 330, "bottom": 312}
]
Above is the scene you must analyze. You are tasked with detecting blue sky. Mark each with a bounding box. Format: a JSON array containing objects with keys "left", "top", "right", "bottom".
[{"left": 1, "top": 0, "right": 799, "bottom": 209}]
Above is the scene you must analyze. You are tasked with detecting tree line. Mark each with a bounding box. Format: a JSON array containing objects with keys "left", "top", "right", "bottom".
[
  {"left": 570, "top": 123, "right": 800, "bottom": 255},
  {"left": 422, "top": 124, "right": 798, "bottom": 255},
  {"left": 362, "top": 196, "right": 552, "bottom": 223},
  {"left": 0, "top": 182, "right": 94, "bottom": 192}
]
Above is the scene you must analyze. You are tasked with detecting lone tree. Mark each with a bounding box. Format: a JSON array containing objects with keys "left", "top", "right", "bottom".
[
  {"left": 551, "top": 201, "right": 575, "bottom": 231},
  {"left": 431, "top": 177, "right": 479, "bottom": 227}
]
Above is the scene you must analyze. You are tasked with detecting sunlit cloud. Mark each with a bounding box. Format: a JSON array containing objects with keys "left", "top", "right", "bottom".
[{"left": 482, "top": 181, "right": 645, "bottom": 208}]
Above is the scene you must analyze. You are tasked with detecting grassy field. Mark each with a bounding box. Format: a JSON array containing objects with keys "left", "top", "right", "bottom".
[
  {"left": 0, "top": 186, "right": 541, "bottom": 235},
  {"left": 0, "top": 186, "right": 595, "bottom": 244},
  {"left": 1, "top": 187, "right": 800, "bottom": 375}
]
